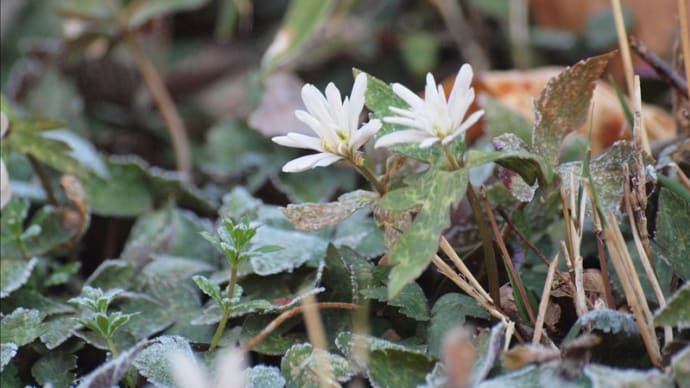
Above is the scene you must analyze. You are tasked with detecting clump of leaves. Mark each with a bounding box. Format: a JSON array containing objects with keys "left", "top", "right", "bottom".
[{"left": 195, "top": 217, "right": 282, "bottom": 350}]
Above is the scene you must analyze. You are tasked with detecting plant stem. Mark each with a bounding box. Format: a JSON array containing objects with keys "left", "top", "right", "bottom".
[
  {"left": 210, "top": 265, "right": 239, "bottom": 351},
  {"left": 28, "top": 156, "right": 58, "bottom": 206},
  {"left": 354, "top": 162, "right": 385, "bottom": 195},
  {"left": 106, "top": 336, "right": 119, "bottom": 358},
  {"left": 466, "top": 185, "right": 500, "bottom": 305},
  {"left": 123, "top": 31, "right": 192, "bottom": 177},
  {"left": 442, "top": 144, "right": 461, "bottom": 170}
]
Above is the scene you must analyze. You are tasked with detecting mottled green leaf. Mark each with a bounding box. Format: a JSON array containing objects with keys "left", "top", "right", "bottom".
[
  {"left": 380, "top": 168, "right": 468, "bottom": 297},
  {"left": 333, "top": 209, "right": 385, "bottom": 258},
  {"left": 133, "top": 335, "right": 194, "bottom": 388},
  {"left": 0, "top": 257, "right": 37, "bottom": 298},
  {"left": 282, "top": 190, "right": 378, "bottom": 232},
  {"left": 246, "top": 365, "right": 286, "bottom": 388},
  {"left": 31, "top": 353, "right": 77, "bottom": 387},
  {"left": 654, "top": 282, "right": 690, "bottom": 327},
  {"left": 427, "top": 293, "right": 490, "bottom": 357},
  {"left": 322, "top": 245, "right": 373, "bottom": 303},
  {"left": 532, "top": 52, "right": 615, "bottom": 165},
  {"left": 360, "top": 70, "right": 438, "bottom": 162},
  {"left": 128, "top": 0, "right": 209, "bottom": 27},
  {"left": 0, "top": 343, "right": 17, "bottom": 372},
  {"left": 261, "top": 0, "right": 335, "bottom": 72},
  {"left": 280, "top": 343, "right": 354, "bottom": 388},
  {"left": 0, "top": 308, "right": 45, "bottom": 346},
  {"left": 655, "top": 188, "right": 690, "bottom": 280},
  {"left": 466, "top": 148, "right": 550, "bottom": 187}
]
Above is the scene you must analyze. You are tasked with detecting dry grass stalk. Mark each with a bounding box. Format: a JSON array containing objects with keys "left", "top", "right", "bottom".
[
  {"left": 678, "top": 0, "right": 690, "bottom": 93},
  {"left": 431, "top": 255, "right": 509, "bottom": 322},
  {"left": 611, "top": 0, "right": 635, "bottom": 95},
  {"left": 633, "top": 76, "right": 652, "bottom": 156},
  {"left": 581, "top": 180, "right": 616, "bottom": 308},
  {"left": 440, "top": 236, "right": 493, "bottom": 303},
  {"left": 604, "top": 210, "right": 662, "bottom": 367},
  {"left": 480, "top": 188, "right": 536, "bottom": 324},
  {"left": 560, "top": 177, "right": 588, "bottom": 316},
  {"left": 300, "top": 293, "right": 336, "bottom": 387},
  {"left": 622, "top": 164, "right": 673, "bottom": 346},
  {"left": 533, "top": 253, "right": 559, "bottom": 345}
]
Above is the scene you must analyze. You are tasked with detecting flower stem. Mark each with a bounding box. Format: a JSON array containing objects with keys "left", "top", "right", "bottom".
[
  {"left": 442, "top": 144, "right": 462, "bottom": 170},
  {"left": 210, "top": 265, "right": 239, "bottom": 350},
  {"left": 353, "top": 163, "right": 386, "bottom": 195}
]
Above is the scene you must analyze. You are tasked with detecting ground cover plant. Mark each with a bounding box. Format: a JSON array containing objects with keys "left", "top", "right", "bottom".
[{"left": 1, "top": 1, "right": 689, "bottom": 387}]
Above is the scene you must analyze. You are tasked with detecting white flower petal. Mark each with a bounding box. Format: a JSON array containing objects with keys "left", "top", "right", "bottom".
[
  {"left": 419, "top": 137, "right": 440, "bottom": 148},
  {"left": 282, "top": 152, "right": 343, "bottom": 172},
  {"left": 350, "top": 119, "right": 381, "bottom": 150},
  {"left": 449, "top": 88, "right": 475, "bottom": 127},
  {"left": 383, "top": 116, "right": 429, "bottom": 132},
  {"left": 374, "top": 129, "right": 433, "bottom": 148},
  {"left": 349, "top": 73, "right": 367, "bottom": 129},
  {"left": 0, "top": 158, "right": 11, "bottom": 209},
  {"left": 392, "top": 83, "right": 425, "bottom": 110},
  {"left": 0, "top": 112, "right": 8, "bottom": 137},
  {"left": 449, "top": 109, "right": 484, "bottom": 140},
  {"left": 272, "top": 133, "right": 324, "bottom": 152},
  {"left": 301, "top": 84, "right": 334, "bottom": 125}
]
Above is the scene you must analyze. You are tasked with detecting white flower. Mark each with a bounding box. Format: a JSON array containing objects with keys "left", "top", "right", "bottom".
[
  {"left": 272, "top": 73, "right": 382, "bottom": 173},
  {"left": 375, "top": 64, "right": 484, "bottom": 149},
  {"left": 1, "top": 111, "right": 11, "bottom": 209}
]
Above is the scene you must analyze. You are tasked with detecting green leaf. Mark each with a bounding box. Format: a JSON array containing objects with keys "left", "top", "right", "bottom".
[
  {"left": 120, "top": 284, "right": 214, "bottom": 343},
  {"left": 75, "top": 339, "right": 152, "bottom": 388},
  {"left": 41, "top": 130, "right": 108, "bottom": 177},
  {"left": 427, "top": 293, "right": 490, "bottom": 357},
  {"left": 532, "top": 51, "right": 615, "bottom": 165},
  {"left": 280, "top": 343, "right": 355, "bottom": 388},
  {"left": 472, "top": 321, "right": 507, "bottom": 385},
  {"left": 333, "top": 209, "right": 385, "bottom": 258},
  {"left": 282, "top": 190, "right": 378, "bottom": 232},
  {"left": 86, "top": 157, "right": 153, "bottom": 217},
  {"left": 249, "top": 225, "right": 328, "bottom": 276},
  {"left": 654, "top": 282, "right": 690, "bottom": 327},
  {"left": 0, "top": 343, "right": 18, "bottom": 372},
  {"left": 672, "top": 346, "right": 690, "bottom": 388},
  {"left": 7, "top": 119, "right": 89, "bottom": 178},
  {"left": 0, "top": 308, "right": 45, "bottom": 346},
  {"left": 559, "top": 141, "right": 642, "bottom": 215},
  {"left": 322, "top": 245, "right": 373, "bottom": 303},
  {"left": 360, "top": 70, "right": 438, "bottom": 162},
  {"left": 1, "top": 289, "right": 74, "bottom": 316},
  {"left": 261, "top": 0, "right": 336, "bottom": 73},
  {"left": 240, "top": 314, "right": 303, "bottom": 356},
  {"left": 478, "top": 362, "right": 590, "bottom": 387},
  {"left": 481, "top": 95, "right": 532, "bottom": 144},
  {"left": 275, "top": 165, "right": 357, "bottom": 203},
  {"left": 246, "top": 365, "right": 286, "bottom": 388},
  {"left": 584, "top": 364, "right": 673, "bottom": 388},
  {"left": 655, "top": 188, "right": 690, "bottom": 280},
  {"left": 0, "top": 257, "right": 37, "bottom": 298},
  {"left": 31, "top": 353, "right": 77, "bottom": 387},
  {"left": 466, "top": 149, "right": 551, "bottom": 187},
  {"left": 362, "top": 282, "right": 430, "bottom": 321},
  {"left": 380, "top": 168, "right": 469, "bottom": 297},
  {"left": 128, "top": 0, "right": 210, "bottom": 27},
  {"left": 193, "top": 275, "right": 224, "bottom": 307},
  {"left": 40, "top": 316, "right": 80, "bottom": 350},
  {"left": 45, "top": 261, "right": 81, "bottom": 286},
  {"left": 24, "top": 206, "right": 79, "bottom": 257},
  {"left": 336, "top": 332, "right": 433, "bottom": 388},
  {"left": 123, "top": 206, "right": 217, "bottom": 265},
  {"left": 133, "top": 336, "right": 194, "bottom": 388}
]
